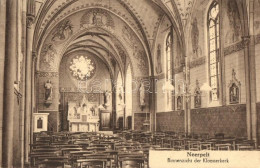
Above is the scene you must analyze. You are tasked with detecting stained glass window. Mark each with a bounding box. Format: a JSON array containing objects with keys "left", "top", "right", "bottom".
[
  {"left": 69, "top": 55, "right": 96, "bottom": 81},
  {"left": 208, "top": 1, "right": 220, "bottom": 101}
]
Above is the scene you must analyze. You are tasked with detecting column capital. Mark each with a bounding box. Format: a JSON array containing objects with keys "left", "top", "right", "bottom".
[
  {"left": 148, "top": 75, "right": 157, "bottom": 80},
  {"left": 26, "top": 15, "right": 35, "bottom": 28},
  {"left": 241, "top": 35, "right": 251, "bottom": 46},
  {"left": 32, "top": 51, "right": 37, "bottom": 60}
]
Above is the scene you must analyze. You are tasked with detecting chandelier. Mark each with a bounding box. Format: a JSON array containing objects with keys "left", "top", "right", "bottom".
[{"left": 69, "top": 55, "right": 96, "bottom": 81}]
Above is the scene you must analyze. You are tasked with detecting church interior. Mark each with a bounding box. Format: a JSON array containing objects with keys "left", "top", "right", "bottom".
[{"left": 0, "top": 0, "right": 260, "bottom": 167}]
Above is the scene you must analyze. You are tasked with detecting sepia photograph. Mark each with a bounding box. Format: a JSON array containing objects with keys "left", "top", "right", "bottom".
[{"left": 0, "top": 0, "right": 260, "bottom": 167}]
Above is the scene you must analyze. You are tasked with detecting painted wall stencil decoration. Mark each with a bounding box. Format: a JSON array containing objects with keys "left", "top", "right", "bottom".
[
  {"left": 122, "top": 25, "right": 134, "bottom": 47},
  {"left": 114, "top": 43, "right": 126, "bottom": 64},
  {"left": 80, "top": 9, "right": 114, "bottom": 29},
  {"left": 156, "top": 44, "right": 162, "bottom": 74},
  {"left": 52, "top": 19, "right": 73, "bottom": 42},
  {"left": 40, "top": 43, "right": 57, "bottom": 71},
  {"left": 225, "top": 0, "right": 241, "bottom": 45},
  {"left": 191, "top": 18, "right": 201, "bottom": 59},
  {"left": 133, "top": 44, "right": 148, "bottom": 73}
]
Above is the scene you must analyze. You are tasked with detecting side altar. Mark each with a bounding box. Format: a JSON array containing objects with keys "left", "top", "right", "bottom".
[{"left": 67, "top": 96, "right": 99, "bottom": 132}]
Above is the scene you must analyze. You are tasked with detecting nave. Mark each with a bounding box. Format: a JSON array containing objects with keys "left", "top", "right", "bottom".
[
  {"left": 1, "top": 0, "right": 260, "bottom": 167},
  {"left": 31, "top": 130, "right": 258, "bottom": 168}
]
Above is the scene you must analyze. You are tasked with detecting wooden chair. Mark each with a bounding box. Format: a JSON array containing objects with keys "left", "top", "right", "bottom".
[
  {"left": 37, "top": 160, "right": 67, "bottom": 168},
  {"left": 30, "top": 152, "right": 59, "bottom": 167},
  {"left": 215, "top": 143, "right": 232, "bottom": 150},
  {"left": 237, "top": 144, "right": 255, "bottom": 151},
  {"left": 74, "top": 159, "right": 107, "bottom": 168},
  {"left": 199, "top": 142, "right": 213, "bottom": 150},
  {"left": 199, "top": 133, "right": 209, "bottom": 140},
  {"left": 61, "top": 147, "right": 82, "bottom": 156},
  {"left": 82, "top": 155, "right": 114, "bottom": 168},
  {"left": 119, "top": 157, "right": 145, "bottom": 168},
  {"left": 214, "top": 133, "right": 225, "bottom": 139},
  {"left": 187, "top": 140, "right": 200, "bottom": 150}
]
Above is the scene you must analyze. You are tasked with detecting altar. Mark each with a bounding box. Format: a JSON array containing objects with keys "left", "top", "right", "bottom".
[
  {"left": 67, "top": 96, "right": 100, "bottom": 132},
  {"left": 70, "top": 118, "right": 99, "bottom": 132}
]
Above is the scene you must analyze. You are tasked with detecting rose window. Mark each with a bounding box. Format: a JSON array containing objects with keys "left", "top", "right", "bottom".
[{"left": 69, "top": 55, "right": 96, "bottom": 80}]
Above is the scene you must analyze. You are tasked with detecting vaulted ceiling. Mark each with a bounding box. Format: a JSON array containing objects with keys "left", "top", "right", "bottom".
[{"left": 33, "top": 0, "right": 191, "bottom": 78}]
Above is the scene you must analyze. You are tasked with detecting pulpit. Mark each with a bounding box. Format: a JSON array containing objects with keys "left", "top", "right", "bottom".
[{"left": 33, "top": 113, "right": 49, "bottom": 132}]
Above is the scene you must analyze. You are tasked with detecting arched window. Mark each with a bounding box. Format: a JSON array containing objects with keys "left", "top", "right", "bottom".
[
  {"left": 207, "top": 1, "right": 220, "bottom": 101},
  {"left": 166, "top": 33, "right": 173, "bottom": 110}
]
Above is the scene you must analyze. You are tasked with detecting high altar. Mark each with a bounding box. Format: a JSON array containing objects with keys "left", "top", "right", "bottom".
[{"left": 67, "top": 96, "right": 99, "bottom": 132}]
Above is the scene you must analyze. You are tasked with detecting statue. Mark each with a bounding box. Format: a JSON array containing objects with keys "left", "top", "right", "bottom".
[
  {"left": 90, "top": 106, "right": 96, "bottom": 116},
  {"left": 73, "top": 107, "right": 78, "bottom": 118},
  {"left": 228, "top": 69, "right": 240, "bottom": 104},
  {"left": 104, "top": 90, "right": 111, "bottom": 107},
  {"left": 118, "top": 86, "right": 124, "bottom": 105},
  {"left": 230, "top": 83, "right": 239, "bottom": 103},
  {"left": 194, "top": 80, "right": 201, "bottom": 108},
  {"left": 92, "top": 11, "right": 103, "bottom": 26},
  {"left": 177, "top": 96, "right": 182, "bottom": 110},
  {"left": 139, "top": 82, "right": 146, "bottom": 110},
  {"left": 82, "top": 103, "right": 88, "bottom": 114},
  {"left": 92, "top": 11, "right": 97, "bottom": 25},
  {"left": 44, "top": 80, "right": 53, "bottom": 101}
]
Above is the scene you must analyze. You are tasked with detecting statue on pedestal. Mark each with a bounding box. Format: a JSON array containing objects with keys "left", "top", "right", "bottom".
[
  {"left": 104, "top": 90, "right": 111, "bottom": 108},
  {"left": 44, "top": 80, "right": 53, "bottom": 101},
  {"left": 44, "top": 80, "right": 53, "bottom": 106},
  {"left": 90, "top": 106, "right": 96, "bottom": 116},
  {"left": 139, "top": 82, "right": 146, "bottom": 110},
  {"left": 118, "top": 85, "right": 124, "bottom": 105}
]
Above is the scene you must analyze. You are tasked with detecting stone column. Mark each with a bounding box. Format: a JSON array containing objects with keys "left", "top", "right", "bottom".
[
  {"left": 30, "top": 53, "right": 37, "bottom": 150},
  {"left": 24, "top": 15, "right": 34, "bottom": 163},
  {"left": 219, "top": 0, "right": 226, "bottom": 105},
  {"left": 182, "top": 63, "right": 187, "bottom": 133},
  {"left": 149, "top": 76, "right": 156, "bottom": 132},
  {"left": 2, "top": 0, "right": 18, "bottom": 167},
  {"left": 112, "top": 83, "right": 117, "bottom": 129},
  {"left": 19, "top": 0, "right": 28, "bottom": 167},
  {"left": 183, "top": 57, "right": 191, "bottom": 134},
  {"left": 186, "top": 58, "right": 191, "bottom": 134},
  {"left": 122, "top": 85, "right": 126, "bottom": 130},
  {"left": 248, "top": 0, "right": 258, "bottom": 147},
  {"left": 0, "top": 0, "right": 6, "bottom": 166},
  {"left": 243, "top": 35, "right": 252, "bottom": 140}
]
